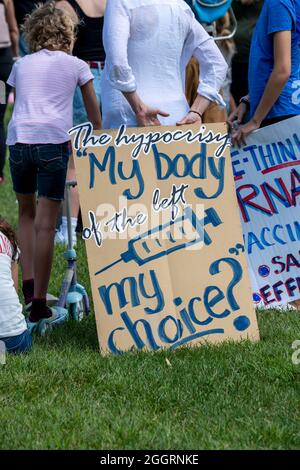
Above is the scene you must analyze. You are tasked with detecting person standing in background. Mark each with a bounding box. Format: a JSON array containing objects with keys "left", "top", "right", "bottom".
[
  {"left": 102, "top": 0, "right": 227, "bottom": 129},
  {"left": 230, "top": 0, "right": 300, "bottom": 310},
  {"left": 229, "top": 0, "right": 300, "bottom": 141},
  {"left": 6, "top": 2, "right": 101, "bottom": 328},
  {"left": 0, "top": 0, "right": 18, "bottom": 185},
  {"left": 13, "top": 1, "right": 47, "bottom": 56},
  {"left": 231, "top": 0, "right": 263, "bottom": 104},
  {"left": 55, "top": 0, "right": 106, "bottom": 247},
  {"left": 216, "top": 12, "right": 237, "bottom": 114}
]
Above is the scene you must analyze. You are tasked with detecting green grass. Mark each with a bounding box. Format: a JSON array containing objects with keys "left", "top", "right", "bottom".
[{"left": 0, "top": 110, "right": 300, "bottom": 449}]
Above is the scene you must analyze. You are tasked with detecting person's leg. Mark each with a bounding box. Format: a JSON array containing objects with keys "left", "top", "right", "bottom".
[
  {"left": 16, "top": 194, "right": 36, "bottom": 283},
  {"left": 34, "top": 197, "right": 61, "bottom": 300},
  {"left": 29, "top": 142, "right": 70, "bottom": 322},
  {"left": 16, "top": 191, "right": 36, "bottom": 305},
  {"left": 9, "top": 144, "right": 38, "bottom": 304},
  {"left": 29, "top": 197, "right": 61, "bottom": 322}
]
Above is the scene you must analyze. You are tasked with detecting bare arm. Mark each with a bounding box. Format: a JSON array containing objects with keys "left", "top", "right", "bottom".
[
  {"left": 232, "top": 30, "right": 292, "bottom": 146},
  {"left": 4, "top": 0, "right": 19, "bottom": 57},
  {"left": 177, "top": 94, "right": 211, "bottom": 126},
  {"left": 252, "top": 30, "right": 291, "bottom": 125},
  {"left": 81, "top": 80, "right": 102, "bottom": 129}
]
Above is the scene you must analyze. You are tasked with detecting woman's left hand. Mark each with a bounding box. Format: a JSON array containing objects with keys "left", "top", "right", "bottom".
[
  {"left": 232, "top": 119, "right": 260, "bottom": 147},
  {"left": 177, "top": 111, "right": 202, "bottom": 126}
]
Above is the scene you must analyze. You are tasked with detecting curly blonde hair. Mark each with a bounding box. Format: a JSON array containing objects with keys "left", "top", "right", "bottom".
[{"left": 23, "top": 1, "right": 78, "bottom": 53}]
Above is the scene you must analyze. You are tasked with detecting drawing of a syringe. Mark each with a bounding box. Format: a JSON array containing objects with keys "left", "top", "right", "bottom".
[{"left": 95, "top": 207, "right": 222, "bottom": 276}]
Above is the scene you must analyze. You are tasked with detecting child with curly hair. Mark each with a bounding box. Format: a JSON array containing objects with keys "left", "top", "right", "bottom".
[
  {"left": 0, "top": 217, "right": 31, "bottom": 353},
  {"left": 6, "top": 1, "right": 101, "bottom": 331}
]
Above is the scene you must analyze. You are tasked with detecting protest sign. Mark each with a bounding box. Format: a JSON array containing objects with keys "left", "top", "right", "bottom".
[
  {"left": 70, "top": 122, "right": 259, "bottom": 354},
  {"left": 232, "top": 116, "right": 300, "bottom": 307}
]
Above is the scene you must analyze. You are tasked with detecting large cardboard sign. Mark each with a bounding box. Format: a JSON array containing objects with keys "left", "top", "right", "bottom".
[
  {"left": 232, "top": 116, "right": 300, "bottom": 307},
  {"left": 70, "top": 122, "right": 259, "bottom": 354}
]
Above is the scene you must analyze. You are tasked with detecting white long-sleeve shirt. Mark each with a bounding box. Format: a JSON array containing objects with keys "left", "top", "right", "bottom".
[{"left": 102, "top": 0, "right": 228, "bottom": 129}]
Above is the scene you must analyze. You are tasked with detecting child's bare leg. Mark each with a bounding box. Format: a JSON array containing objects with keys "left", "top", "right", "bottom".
[
  {"left": 17, "top": 193, "right": 36, "bottom": 281},
  {"left": 29, "top": 197, "right": 61, "bottom": 322},
  {"left": 34, "top": 197, "right": 61, "bottom": 299}
]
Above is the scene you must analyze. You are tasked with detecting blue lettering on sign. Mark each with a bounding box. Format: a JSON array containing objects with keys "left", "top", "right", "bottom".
[
  {"left": 88, "top": 141, "right": 228, "bottom": 202},
  {"left": 100, "top": 257, "right": 247, "bottom": 353},
  {"left": 89, "top": 147, "right": 144, "bottom": 200},
  {"left": 99, "top": 270, "right": 164, "bottom": 316},
  {"left": 244, "top": 220, "right": 300, "bottom": 254},
  {"left": 152, "top": 144, "right": 225, "bottom": 199},
  {"left": 231, "top": 136, "right": 300, "bottom": 177}
]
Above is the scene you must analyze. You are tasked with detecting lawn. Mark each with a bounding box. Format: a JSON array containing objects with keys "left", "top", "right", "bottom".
[{"left": 0, "top": 110, "right": 300, "bottom": 450}]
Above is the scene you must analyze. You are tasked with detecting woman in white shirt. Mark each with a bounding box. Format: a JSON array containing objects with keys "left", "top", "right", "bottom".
[
  {"left": 0, "top": 217, "right": 32, "bottom": 354},
  {"left": 102, "top": 0, "right": 228, "bottom": 129}
]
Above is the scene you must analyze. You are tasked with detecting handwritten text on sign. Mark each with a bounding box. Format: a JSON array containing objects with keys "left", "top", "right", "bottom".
[
  {"left": 232, "top": 116, "right": 300, "bottom": 307},
  {"left": 70, "top": 123, "right": 259, "bottom": 354}
]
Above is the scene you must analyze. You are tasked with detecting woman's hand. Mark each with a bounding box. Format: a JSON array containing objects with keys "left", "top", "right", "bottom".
[
  {"left": 122, "top": 91, "right": 169, "bottom": 127},
  {"left": 177, "top": 111, "right": 202, "bottom": 126},
  {"left": 228, "top": 102, "right": 248, "bottom": 128},
  {"left": 136, "top": 106, "right": 170, "bottom": 127},
  {"left": 231, "top": 118, "right": 260, "bottom": 147}
]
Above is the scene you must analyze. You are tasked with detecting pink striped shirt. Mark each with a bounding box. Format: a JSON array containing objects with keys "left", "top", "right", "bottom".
[
  {"left": 0, "top": 232, "right": 12, "bottom": 259},
  {"left": 6, "top": 49, "right": 94, "bottom": 145}
]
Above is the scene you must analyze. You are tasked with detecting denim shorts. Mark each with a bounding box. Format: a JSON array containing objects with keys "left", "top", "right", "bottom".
[
  {"left": 1, "top": 329, "right": 32, "bottom": 354},
  {"left": 9, "top": 142, "right": 71, "bottom": 201}
]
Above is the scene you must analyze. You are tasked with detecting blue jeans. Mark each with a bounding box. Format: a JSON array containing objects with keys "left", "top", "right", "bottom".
[
  {"left": 1, "top": 330, "right": 32, "bottom": 354},
  {"left": 73, "top": 65, "right": 103, "bottom": 126}
]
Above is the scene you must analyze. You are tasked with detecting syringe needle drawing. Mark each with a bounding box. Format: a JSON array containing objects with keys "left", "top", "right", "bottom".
[{"left": 95, "top": 207, "right": 222, "bottom": 276}]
